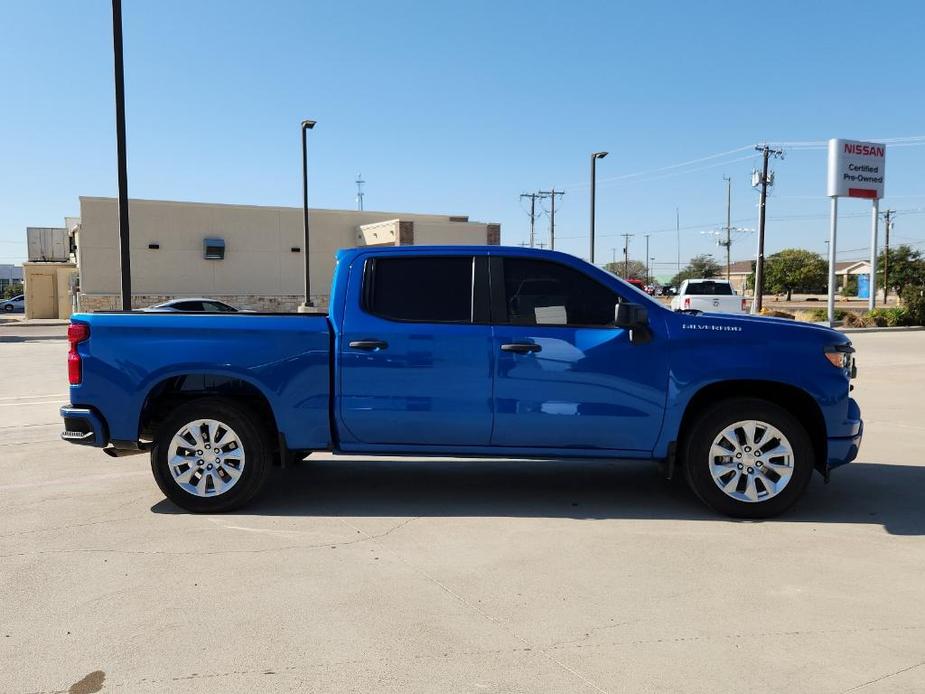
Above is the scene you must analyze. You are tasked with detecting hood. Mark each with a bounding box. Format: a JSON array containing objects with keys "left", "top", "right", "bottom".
[{"left": 670, "top": 309, "right": 851, "bottom": 346}]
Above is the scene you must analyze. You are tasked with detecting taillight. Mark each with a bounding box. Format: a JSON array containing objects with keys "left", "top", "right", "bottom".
[
  {"left": 68, "top": 322, "right": 90, "bottom": 385},
  {"left": 683, "top": 297, "right": 690, "bottom": 309},
  {"left": 741, "top": 298, "right": 749, "bottom": 312}
]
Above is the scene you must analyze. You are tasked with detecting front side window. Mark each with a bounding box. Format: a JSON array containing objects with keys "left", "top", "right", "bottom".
[
  {"left": 501, "top": 258, "right": 617, "bottom": 327},
  {"left": 366, "top": 256, "right": 473, "bottom": 323}
]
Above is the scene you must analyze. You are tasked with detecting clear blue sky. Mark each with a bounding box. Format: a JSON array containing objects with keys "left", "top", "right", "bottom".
[{"left": 2, "top": 0, "right": 924, "bottom": 278}]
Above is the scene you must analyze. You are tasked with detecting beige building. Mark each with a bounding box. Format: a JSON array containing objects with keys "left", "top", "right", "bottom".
[
  {"left": 22, "top": 261, "right": 78, "bottom": 319},
  {"left": 75, "top": 197, "right": 500, "bottom": 312}
]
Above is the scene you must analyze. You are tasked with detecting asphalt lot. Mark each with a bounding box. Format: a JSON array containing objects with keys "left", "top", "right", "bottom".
[{"left": 1, "top": 323, "right": 924, "bottom": 693}]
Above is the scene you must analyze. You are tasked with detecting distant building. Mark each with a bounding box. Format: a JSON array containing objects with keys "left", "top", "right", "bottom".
[
  {"left": 72, "top": 197, "right": 501, "bottom": 313},
  {"left": 727, "top": 258, "right": 872, "bottom": 297},
  {"left": 0, "top": 264, "right": 23, "bottom": 291}
]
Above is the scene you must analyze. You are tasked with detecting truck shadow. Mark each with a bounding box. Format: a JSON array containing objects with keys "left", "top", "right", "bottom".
[{"left": 152, "top": 459, "right": 924, "bottom": 536}]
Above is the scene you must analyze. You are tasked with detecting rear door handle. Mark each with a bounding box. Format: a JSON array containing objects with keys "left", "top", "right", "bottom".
[
  {"left": 349, "top": 339, "right": 388, "bottom": 351},
  {"left": 500, "top": 342, "right": 542, "bottom": 354}
]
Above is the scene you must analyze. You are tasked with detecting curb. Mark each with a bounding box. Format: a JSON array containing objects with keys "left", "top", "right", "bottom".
[
  {"left": 839, "top": 326, "right": 925, "bottom": 334},
  {"left": 0, "top": 319, "right": 69, "bottom": 328}
]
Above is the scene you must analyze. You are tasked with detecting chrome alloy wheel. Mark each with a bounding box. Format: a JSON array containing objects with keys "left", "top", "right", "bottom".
[
  {"left": 167, "top": 419, "right": 246, "bottom": 497},
  {"left": 708, "top": 420, "right": 794, "bottom": 503}
]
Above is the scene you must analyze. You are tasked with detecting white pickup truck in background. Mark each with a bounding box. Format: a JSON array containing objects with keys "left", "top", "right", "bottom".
[{"left": 670, "top": 279, "right": 749, "bottom": 314}]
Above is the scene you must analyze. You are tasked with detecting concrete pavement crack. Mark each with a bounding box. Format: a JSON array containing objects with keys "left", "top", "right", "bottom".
[{"left": 842, "top": 659, "right": 925, "bottom": 692}]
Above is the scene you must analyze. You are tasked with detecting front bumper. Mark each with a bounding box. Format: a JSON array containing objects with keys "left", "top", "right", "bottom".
[
  {"left": 60, "top": 405, "right": 108, "bottom": 447},
  {"left": 827, "top": 397, "right": 862, "bottom": 470}
]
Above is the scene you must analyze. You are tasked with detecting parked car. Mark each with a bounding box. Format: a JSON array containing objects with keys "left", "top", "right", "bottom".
[
  {"left": 0, "top": 294, "right": 25, "bottom": 313},
  {"left": 670, "top": 279, "right": 748, "bottom": 314},
  {"left": 60, "top": 246, "right": 861, "bottom": 518},
  {"left": 142, "top": 298, "right": 242, "bottom": 313}
]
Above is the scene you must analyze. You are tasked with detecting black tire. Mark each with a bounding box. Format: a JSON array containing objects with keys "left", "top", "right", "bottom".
[
  {"left": 150, "top": 397, "right": 272, "bottom": 513},
  {"left": 3, "top": 304, "right": 13, "bottom": 312},
  {"left": 682, "top": 397, "right": 814, "bottom": 518}
]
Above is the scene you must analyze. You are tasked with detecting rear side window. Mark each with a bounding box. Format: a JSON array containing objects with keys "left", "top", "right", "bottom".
[
  {"left": 685, "top": 281, "right": 733, "bottom": 296},
  {"left": 366, "top": 256, "right": 473, "bottom": 323},
  {"left": 172, "top": 301, "right": 204, "bottom": 311},
  {"left": 501, "top": 258, "right": 617, "bottom": 326}
]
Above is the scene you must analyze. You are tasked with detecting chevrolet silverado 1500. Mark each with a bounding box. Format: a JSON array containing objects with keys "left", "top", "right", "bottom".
[{"left": 60, "top": 246, "right": 862, "bottom": 517}]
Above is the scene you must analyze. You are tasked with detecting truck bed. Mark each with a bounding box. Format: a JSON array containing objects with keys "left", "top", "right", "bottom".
[{"left": 69, "top": 312, "right": 333, "bottom": 450}]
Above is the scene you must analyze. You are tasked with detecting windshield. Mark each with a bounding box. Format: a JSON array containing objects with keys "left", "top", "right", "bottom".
[{"left": 685, "top": 281, "right": 734, "bottom": 296}]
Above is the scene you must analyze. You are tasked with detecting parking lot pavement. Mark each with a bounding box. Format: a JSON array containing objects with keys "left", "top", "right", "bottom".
[{"left": 1, "top": 324, "right": 924, "bottom": 694}]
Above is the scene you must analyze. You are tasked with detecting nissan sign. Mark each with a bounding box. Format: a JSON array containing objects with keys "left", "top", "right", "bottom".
[{"left": 827, "top": 138, "right": 886, "bottom": 199}]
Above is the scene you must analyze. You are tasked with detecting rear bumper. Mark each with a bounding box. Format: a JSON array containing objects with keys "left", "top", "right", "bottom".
[{"left": 60, "top": 405, "right": 108, "bottom": 447}]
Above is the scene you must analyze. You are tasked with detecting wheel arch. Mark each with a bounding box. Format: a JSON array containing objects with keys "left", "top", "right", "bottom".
[
  {"left": 677, "top": 380, "right": 827, "bottom": 476},
  {"left": 139, "top": 373, "right": 281, "bottom": 456}
]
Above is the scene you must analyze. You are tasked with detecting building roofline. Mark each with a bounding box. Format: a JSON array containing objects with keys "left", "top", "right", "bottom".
[{"left": 77, "top": 195, "right": 490, "bottom": 224}]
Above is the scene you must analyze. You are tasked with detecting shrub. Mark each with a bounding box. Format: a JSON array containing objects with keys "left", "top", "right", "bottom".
[
  {"left": 864, "top": 307, "right": 910, "bottom": 327},
  {"left": 842, "top": 312, "right": 867, "bottom": 328},
  {"left": 806, "top": 307, "right": 847, "bottom": 322},
  {"left": 900, "top": 285, "right": 925, "bottom": 325},
  {"left": 759, "top": 308, "right": 795, "bottom": 319}
]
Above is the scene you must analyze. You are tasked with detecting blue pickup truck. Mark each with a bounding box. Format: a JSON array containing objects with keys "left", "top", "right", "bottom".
[{"left": 60, "top": 246, "right": 862, "bottom": 517}]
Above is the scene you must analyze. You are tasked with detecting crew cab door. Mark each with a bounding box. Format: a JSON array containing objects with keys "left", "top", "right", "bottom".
[
  {"left": 338, "top": 252, "right": 493, "bottom": 446},
  {"left": 489, "top": 256, "right": 667, "bottom": 452}
]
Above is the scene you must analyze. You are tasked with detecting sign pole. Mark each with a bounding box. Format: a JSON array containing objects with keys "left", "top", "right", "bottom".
[
  {"left": 868, "top": 199, "right": 879, "bottom": 310},
  {"left": 827, "top": 197, "right": 838, "bottom": 327}
]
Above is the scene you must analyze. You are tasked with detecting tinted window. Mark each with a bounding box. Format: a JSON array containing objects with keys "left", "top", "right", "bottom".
[
  {"left": 173, "top": 301, "right": 204, "bottom": 311},
  {"left": 367, "top": 256, "right": 472, "bottom": 323},
  {"left": 685, "top": 281, "right": 733, "bottom": 296},
  {"left": 502, "top": 258, "right": 617, "bottom": 326},
  {"left": 202, "top": 301, "right": 236, "bottom": 312}
]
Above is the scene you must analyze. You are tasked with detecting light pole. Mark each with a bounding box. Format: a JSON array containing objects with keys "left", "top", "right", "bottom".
[
  {"left": 300, "top": 120, "right": 316, "bottom": 311},
  {"left": 111, "top": 0, "right": 131, "bottom": 310},
  {"left": 589, "top": 151, "right": 608, "bottom": 263}
]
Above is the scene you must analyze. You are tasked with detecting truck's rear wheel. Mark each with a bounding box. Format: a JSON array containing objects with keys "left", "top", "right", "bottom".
[
  {"left": 151, "top": 397, "right": 271, "bottom": 513},
  {"left": 683, "top": 397, "right": 814, "bottom": 518}
]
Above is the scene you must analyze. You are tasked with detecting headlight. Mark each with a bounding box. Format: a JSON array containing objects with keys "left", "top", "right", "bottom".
[{"left": 824, "top": 344, "right": 855, "bottom": 376}]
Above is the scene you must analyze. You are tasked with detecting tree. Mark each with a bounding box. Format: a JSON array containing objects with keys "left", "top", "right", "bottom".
[
  {"left": 2, "top": 282, "right": 23, "bottom": 300},
  {"left": 878, "top": 245, "right": 925, "bottom": 297},
  {"left": 668, "top": 254, "right": 720, "bottom": 288},
  {"left": 763, "top": 248, "right": 828, "bottom": 301},
  {"left": 604, "top": 259, "right": 648, "bottom": 281}
]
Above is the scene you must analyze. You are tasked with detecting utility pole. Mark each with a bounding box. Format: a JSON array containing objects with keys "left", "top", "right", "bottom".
[
  {"left": 355, "top": 173, "right": 365, "bottom": 211},
  {"left": 621, "top": 233, "right": 633, "bottom": 277},
  {"left": 882, "top": 209, "right": 894, "bottom": 303},
  {"left": 111, "top": 0, "right": 132, "bottom": 310},
  {"left": 752, "top": 144, "right": 784, "bottom": 313},
  {"left": 675, "top": 207, "right": 681, "bottom": 279},
  {"left": 538, "top": 189, "right": 564, "bottom": 250},
  {"left": 723, "top": 175, "right": 732, "bottom": 280},
  {"left": 645, "top": 234, "right": 650, "bottom": 286},
  {"left": 520, "top": 193, "right": 539, "bottom": 248}
]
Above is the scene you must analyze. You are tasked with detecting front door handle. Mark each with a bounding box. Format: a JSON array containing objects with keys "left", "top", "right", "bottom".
[
  {"left": 500, "top": 342, "right": 542, "bottom": 354},
  {"left": 349, "top": 339, "right": 388, "bottom": 351}
]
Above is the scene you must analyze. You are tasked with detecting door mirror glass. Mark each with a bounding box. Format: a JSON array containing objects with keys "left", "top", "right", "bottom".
[{"left": 614, "top": 302, "right": 648, "bottom": 328}]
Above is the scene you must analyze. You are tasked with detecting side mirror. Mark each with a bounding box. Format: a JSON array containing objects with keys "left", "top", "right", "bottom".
[
  {"left": 614, "top": 302, "right": 651, "bottom": 344},
  {"left": 614, "top": 302, "right": 648, "bottom": 328}
]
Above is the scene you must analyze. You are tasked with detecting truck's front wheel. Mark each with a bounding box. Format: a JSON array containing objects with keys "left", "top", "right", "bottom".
[
  {"left": 683, "top": 398, "right": 814, "bottom": 518},
  {"left": 151, "top": 397, "right": 271, "bottom": 513}
]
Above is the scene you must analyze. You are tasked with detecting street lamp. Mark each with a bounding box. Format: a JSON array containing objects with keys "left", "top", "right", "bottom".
[
  {"left": 590, "top": 151, "right": 608, "bottom": 264},
  {"left": 299, "top": 119, "right": 316, "bottom": 311}
]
